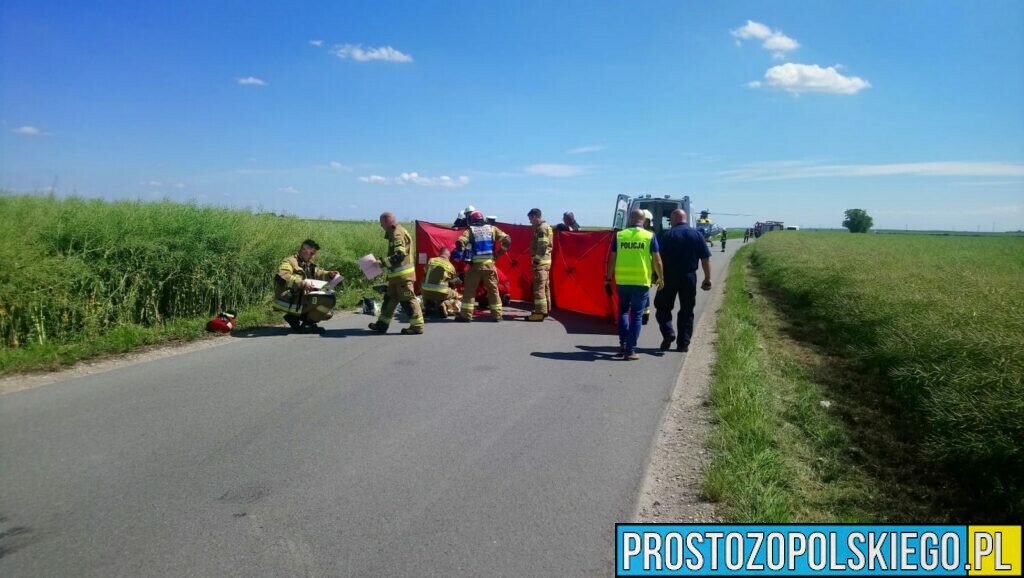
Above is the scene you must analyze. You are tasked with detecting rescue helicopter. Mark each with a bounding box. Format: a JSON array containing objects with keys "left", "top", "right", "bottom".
[{"left": 694, "top": 209, "right": 751, "bottom": 247}]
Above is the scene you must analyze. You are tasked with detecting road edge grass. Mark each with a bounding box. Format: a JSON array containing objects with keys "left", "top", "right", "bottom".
[
  {"left": 0, "top": 306, "right": 283, "bottom": 376},
  {"left": 703, "top": 245, "right": 881, "bottom": 522}
]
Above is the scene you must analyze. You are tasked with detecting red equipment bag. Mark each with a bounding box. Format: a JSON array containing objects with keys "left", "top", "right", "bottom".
[{"left": 206, "top": 311, "right": 236, "bottom": 334}]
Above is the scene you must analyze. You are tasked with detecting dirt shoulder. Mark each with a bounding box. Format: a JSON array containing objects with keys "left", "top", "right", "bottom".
[{"left": 632, "top": 284, "right": 724, "bottom": 523}]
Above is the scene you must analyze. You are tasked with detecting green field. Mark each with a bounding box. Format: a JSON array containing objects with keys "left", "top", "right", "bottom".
[
  {"left": 707, "top": 232, "right": 1024, "bottom": 521},
  {"left": 0, "top": 194, "right": 390, "bottom": 374}
]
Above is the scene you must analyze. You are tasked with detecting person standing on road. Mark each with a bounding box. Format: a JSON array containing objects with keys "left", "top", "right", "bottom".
[
  {"left": 273, "top": 239, "right": 339, "bottom": 333},
  {"left": 526, "top": 208, "right": 554, "bottom": 322},
  {"left": 454, "top": 210, "right": 511, "bottom": 322},
  {"left": 743, "top": 228, "right": 750, "bottom": 243},
  {"left": 421, "top": 246, "right": 461, "bottom": 319},
  {"left": 605, "top": 209, "right": 665, "bottom": 360},
  {"left": 655, "top": 209, "right": 712, "bottom": 352},
  {"left": 720, "top": 229, "right": 728, "bottom": 252},
  {"left": 368, "top": 212, "right": 425, "bottom": 335}
]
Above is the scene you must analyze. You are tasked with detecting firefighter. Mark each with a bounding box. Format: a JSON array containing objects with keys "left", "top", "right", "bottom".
[
  {"left": 368, "top": 212, "right": 425, "bottom": 335},
  {"left": 454, "top": 210, "right": 511, "bottom": 322},
  {"left": 526, "top": 208, "right": 553, "bottom": 322},
  {"left": 273, "top": 239, "right": 339, "bottom": 333},
  {"left": 422, "top": 246, "right": 461, "bottom": 318}
]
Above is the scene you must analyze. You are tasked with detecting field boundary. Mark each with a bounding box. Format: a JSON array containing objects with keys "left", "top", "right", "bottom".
[{"left": 633, "top": 274, "right": 725, "bottom": 523}]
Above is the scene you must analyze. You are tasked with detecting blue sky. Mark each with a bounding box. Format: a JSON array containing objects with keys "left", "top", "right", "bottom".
[{"left": 3, "top": 0, "right": 1023, "bottom": 230}]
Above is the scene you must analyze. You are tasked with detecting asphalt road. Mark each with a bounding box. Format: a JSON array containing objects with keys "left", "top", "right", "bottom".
[{"left": 1, "top": 241, "right": 742, "bottom": 577}]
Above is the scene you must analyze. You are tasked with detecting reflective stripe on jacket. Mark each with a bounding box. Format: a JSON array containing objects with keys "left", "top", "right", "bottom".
[
  {"left": 422, "top": 257, "right": 455, "bottom": 293},
  {"left": 386, "top": 224, "right": 416, "bottom": 278},
  {"left": 531, "top": 221, "right": 553, "bottom": 266}
]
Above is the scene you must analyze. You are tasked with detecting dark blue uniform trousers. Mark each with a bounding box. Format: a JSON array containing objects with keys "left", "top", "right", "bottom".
[{"left": 654, "top": 273, "right": 697, "bottom": 347}]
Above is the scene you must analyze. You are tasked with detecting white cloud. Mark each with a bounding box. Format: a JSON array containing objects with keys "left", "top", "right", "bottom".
[
  {"left": 524, "top": 164, "right": 590, "bottom": 177},
  {"left": 567, "top": 144, "right": 607, "bottom": 154},
  {"left": 731, "top": 20, "right": 800, "bottom": 58},
  {"left": 142, "top": 181, "right": 162, "bottom": 187},
  {"left": 11, "top": 125, "right": 44, "bottom": 136},
  {"left": 309, "top": 39, "right": 324, "bottom": 47},
  {"left": 720, "top": 161, "right": 1024, "bottom": 182},
  {"left": 331, "top": 44, "right": 413, "bottom": 63},
  {"left": 236, "top": 76, "right": 267, "bottom": 86},
  {"left": 329, "top": 161, "right": 353, "bottom": 173},
  {"left": 748, "top": 63, "right": 870, "bottom": 94},
  {"left": 358, "top": 172, "right": 469, "bottom": 187},
  {"left": 279, "top": 186, "right": 301, "bottom": 194},
  {"left": 173, "top": 182, "right": 186, "bottom": 188}
]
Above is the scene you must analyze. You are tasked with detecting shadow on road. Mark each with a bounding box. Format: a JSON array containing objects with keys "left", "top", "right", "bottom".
[
  {"left": 531, "top": 344, "right": 666, "bottom": 362},
  {"left": 231, "top": 326, "right": 291, "bottom": 338},
  {"left": 548, "top": 310, "right": 618, "bottom": 336},
  {"left": 319, "top": 328, "right": 377, "bottom": 338}
]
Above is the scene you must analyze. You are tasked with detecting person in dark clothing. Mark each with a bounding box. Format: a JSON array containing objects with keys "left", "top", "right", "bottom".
[
  {"left": 554, "top": 211, "right": 581, "bottom": 232},
  {"left": 720, "top": 228, "right": 728, "bottom": 252},
  {"left": 655, "top": 209, "right": 712, "bottom": 352}
]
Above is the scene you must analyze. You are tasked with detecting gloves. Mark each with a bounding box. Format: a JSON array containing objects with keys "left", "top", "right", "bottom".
[
  {"left": 604, "top": 282, "right": 613, "bottom": 297},
  {"left": 389, "top": 253, "right": 404, "bottom": 267}
]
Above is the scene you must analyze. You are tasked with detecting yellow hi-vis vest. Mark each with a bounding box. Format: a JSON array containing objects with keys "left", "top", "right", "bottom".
[{"left": 614, "top": 227, "right": 654, "bottom": 287}]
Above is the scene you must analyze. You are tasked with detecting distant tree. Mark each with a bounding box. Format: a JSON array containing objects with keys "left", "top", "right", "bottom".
[{"left": 842, "top": 209, "right": 874, "bottom": 233}]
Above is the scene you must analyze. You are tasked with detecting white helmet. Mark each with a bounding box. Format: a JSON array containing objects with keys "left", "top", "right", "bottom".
[
  {"left": 463, "top": 205, "right": 476, "bottom": 216},
  {"left": 642, "top": 209, "right": 654, "bottom": 222}
]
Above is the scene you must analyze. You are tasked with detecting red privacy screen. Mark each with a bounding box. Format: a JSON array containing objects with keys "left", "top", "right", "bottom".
[
  {"left": 550, "top": 229, "right": 617, "bottom": 318},
  {"left": 414, "top": 221, "right": 617, "bottom": 319}
]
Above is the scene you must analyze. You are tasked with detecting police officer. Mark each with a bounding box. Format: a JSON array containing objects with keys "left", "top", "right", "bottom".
[
  {"left": 422, "top": 246, "right": 461, "bottom": 318},
  {"left": 526, "top": 208, "right": 553, "bottom": 322},
  {"left": 655, "top": 209, "right": 712, "bottom": 352},
  {"left": 454, "top": 210, "right": 511, "bottom": 322},
  {"left": 273, "top": 239, "right": 339, "bottom": 333},
  {"left": 605, "top": 209, "right": 665, "bottom": 360},
  {"left": 368, "top": 212, "right": 425, "bottom": 335}
]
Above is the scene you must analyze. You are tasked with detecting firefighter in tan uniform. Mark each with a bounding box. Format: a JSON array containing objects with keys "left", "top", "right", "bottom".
[
  {"left": 368, "top": 212, "right": 425, "bottom": 335},
  {"left": 454, "top": 210, "right": 511, "bottom": 322},
  {"left": 526, "top": 208, "right": 553, "bottom": 322},
  {"left": 273, "top": 239, "right": 339, "bottom": 332},
  {"left": 421, "top": 246, "right": 461, "bottom": 318}
]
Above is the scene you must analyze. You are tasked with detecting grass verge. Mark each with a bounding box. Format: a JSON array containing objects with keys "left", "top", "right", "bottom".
[
  {"left": 0, "top": 306, "right": 280, "bottom": 375},
  {"left": 706, "top": 233, "right": 1023, "bottom": 522},
  {"left": 704, "top": 245, "right": 971, "bottom": 522},
  {"left": 706, "top": 246, "right": 885, "bottom": 522},
  {"left": 0, "top": 193, "right": 397, "bottom": 376}
]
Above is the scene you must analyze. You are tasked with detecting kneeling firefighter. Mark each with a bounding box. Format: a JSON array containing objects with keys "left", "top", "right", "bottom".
[
  {"left": 273, "top": 239, "right": 340, "bottom": 332},
  {"left": 368, "top": 212, "right": 425, "bottom": 335},
  {"left": 422, "top": 246, "right": 461, "bottom": 318},
  {"left": 454, "top": 210, "right": 511, "bottom": 322}
]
